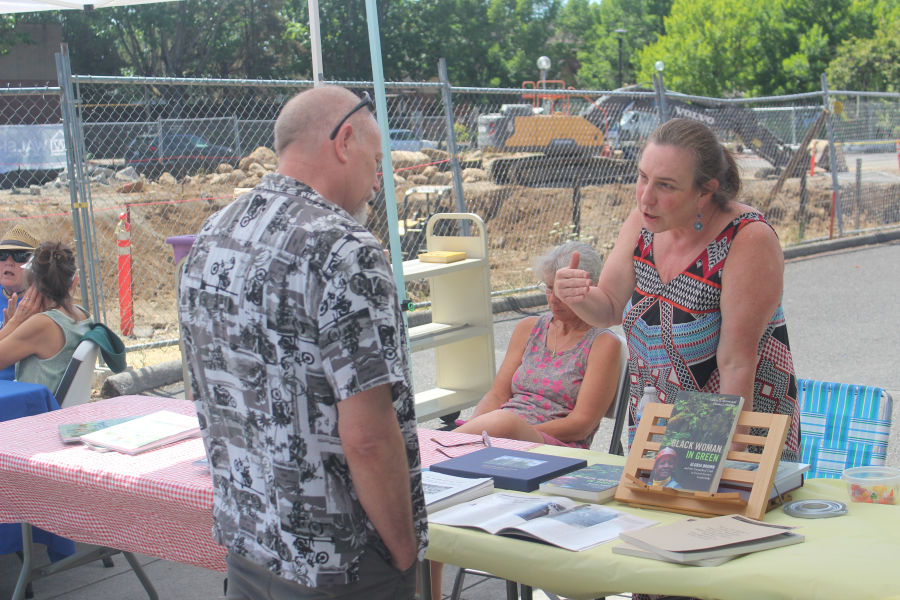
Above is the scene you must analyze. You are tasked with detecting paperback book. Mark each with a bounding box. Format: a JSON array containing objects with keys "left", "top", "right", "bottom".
[
  {"left": 618, "top": 514, "right": 803, "bottom": 562},
  {"left": 430, "top": 492, "right": 658, "bottom": 552},
  {"left": 58, "top": 416, "right": 142, "bottom": 443},
  {"left": 79, "top": 411, "right": 200, "bottom": 455},
  {"left": 539, "top": 463, "right": 624, "bottom": 503},
  {"left": 647, "top": 391, "right": 744, "bottom": 493},
  {"left": 430, "top": 447, "right": 587, "bottom": 492},
  {"left": 422, "top": 470, "right": 494, "bottom": 513}
]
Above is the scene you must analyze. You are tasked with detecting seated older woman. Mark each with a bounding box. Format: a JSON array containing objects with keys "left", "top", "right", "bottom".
[
  {"left": 454, "top": 241, "right": 621, "bottom": 448},
  {"left": 429, "top": 242, "right": 623, "bottom": 600},
  {"left": 0, "top": 242, "right": 93, "bottom": 395}
]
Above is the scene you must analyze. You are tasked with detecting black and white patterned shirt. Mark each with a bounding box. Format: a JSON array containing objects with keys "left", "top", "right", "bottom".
[{"left": 179, "top": 173, "right": 427, "bottom": 587}]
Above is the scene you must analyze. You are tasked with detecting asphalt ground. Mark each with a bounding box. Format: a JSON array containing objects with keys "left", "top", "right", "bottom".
[{"left": 1, "top": 237, "right": 897, "bottom": 599}]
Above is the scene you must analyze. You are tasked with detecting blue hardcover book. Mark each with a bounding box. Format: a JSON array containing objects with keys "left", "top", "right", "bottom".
[{"left": 430, "top": 447, "right": 588, "bottom": 492}]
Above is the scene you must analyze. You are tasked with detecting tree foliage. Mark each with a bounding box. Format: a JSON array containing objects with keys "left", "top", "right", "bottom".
[{"left": 4, "top": 0, "right": 899, "bottom": 95}]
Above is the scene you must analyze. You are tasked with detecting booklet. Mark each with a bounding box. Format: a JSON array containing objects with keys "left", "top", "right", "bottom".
[
  {"left": 422, "top": 470, "right": 494, "bottom": 513},
  {"left": 58, "top": 416, "right": 143, "bottom": 443},
  {"left": 539, "top": 463, "right": 624, "bottom": 503},
  {"left": 79, "top": 411, "right": 201, "bottom": 455},
  {"left": 618, "top": 514, "right": 802, "bottom": 562},
  {"left": 649, "top": 391, "right": 744, "bottom": 493},
  {"left": 429, "top": 492, "right": 658, "bottom": 552}
]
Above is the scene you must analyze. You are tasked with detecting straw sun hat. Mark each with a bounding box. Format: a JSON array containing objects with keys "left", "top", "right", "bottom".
[{"left": 0, "top": 225, "right": 41, "bottom": 251}]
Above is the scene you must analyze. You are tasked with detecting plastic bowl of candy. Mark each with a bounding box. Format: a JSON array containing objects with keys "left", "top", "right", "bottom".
[{"left": 841, "top": 466, "right": 900, "bottom": 505}]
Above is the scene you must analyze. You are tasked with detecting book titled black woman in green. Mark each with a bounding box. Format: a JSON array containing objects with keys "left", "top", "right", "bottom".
[
  {"left": 648, "top": 391, "right": 744, "bottom": 494},
  {"left": 431, "top": 448, "right": 587, "bottom": 492}
]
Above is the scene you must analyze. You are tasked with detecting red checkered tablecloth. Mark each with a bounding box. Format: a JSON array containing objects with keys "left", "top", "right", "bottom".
[{"left": 0, "top": 396, "right": 541, "bottom": 573}]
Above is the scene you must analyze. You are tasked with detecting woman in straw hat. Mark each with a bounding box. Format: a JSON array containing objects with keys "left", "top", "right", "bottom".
[
  {"left": 0, "top": 241, "right": 93, "bottom": 395},
  {"left": 0, "top": 224, "right": 41, "bottom": 380}
]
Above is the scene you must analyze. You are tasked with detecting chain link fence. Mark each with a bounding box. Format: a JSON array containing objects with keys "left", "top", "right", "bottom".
[{"left": 2, "top": 72, "right": 900, "bottom": 359}]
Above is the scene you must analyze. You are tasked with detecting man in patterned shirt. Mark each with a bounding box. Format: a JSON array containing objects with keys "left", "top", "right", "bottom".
[{"left": 179, "top": 85, "right": 427, "bottom": 599}]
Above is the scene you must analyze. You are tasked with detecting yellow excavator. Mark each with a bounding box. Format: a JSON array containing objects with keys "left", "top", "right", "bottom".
[
  {"left": 477, "top": 81, "right": 806, "bottom": 186},
  {"left": 477, "top": 81, "right": 633, "bottom": 186}
]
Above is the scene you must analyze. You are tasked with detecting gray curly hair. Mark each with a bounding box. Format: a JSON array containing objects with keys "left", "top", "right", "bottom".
[{"left": 532, "top": 241, "right": 603, "bottom": 284}]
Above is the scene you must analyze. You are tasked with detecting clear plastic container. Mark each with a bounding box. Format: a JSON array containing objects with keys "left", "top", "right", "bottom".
[{"left": 841, "top": 466, "right": 900, "bottom": 505}]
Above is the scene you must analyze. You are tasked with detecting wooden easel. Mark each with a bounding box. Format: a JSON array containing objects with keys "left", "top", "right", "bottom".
[{"left": 614, "top": 403, "right": 791, "bottom": 521}]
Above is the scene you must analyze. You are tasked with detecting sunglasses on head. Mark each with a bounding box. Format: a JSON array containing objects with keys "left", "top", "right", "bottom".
[
  {"left": 329, "top": 92, "right": 376, "bottom": 141},
  {"left": 0, "top": 250, "right": 32, "bottom": 263}
]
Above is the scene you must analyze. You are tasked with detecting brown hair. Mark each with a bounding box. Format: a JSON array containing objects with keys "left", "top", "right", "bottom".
[
  {"left": 643, "top": 118, "right": 741, "bottom": 208},
  {"left": 30, "top": 242, "right": 77, "bottom": 312}
]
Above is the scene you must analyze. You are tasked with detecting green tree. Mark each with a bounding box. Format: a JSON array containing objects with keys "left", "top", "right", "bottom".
[
  {"left": 635, "top": 0, "right": 763, "bottom": 97},
  {"left": 635, "top": 0, "right": 870, "bottom": 97},
  {"left": 575, "top": 0, "right": 673, "bottom": 90},
  {"left": 827, "top": 20, "right": 900, "bottom": 91},
  {"left": 0, "top": 16, "right": 32, "bottom": 58}
]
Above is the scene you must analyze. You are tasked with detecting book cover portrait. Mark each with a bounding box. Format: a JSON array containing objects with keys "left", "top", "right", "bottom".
[{"left": 649, "top": 392, "right": 744, "bottom": 493}]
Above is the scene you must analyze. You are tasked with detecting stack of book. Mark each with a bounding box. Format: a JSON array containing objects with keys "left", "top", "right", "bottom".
[
  {"left": 613, "top": 514, "right": 804, "bottom": 566},
  {"left": 422, "top": 470, "right": 494, "bottom": 513},
  {"left": 77, "top": 411, "right": 200, "bottom": 455}
]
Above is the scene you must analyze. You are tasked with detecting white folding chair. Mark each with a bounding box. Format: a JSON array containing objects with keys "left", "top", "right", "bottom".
[
  {"left": 54, "top": 339, "right": 101, "bottom": 407},
  {"left": 448, "top": 332, "right": 631, "bottom": 600}
]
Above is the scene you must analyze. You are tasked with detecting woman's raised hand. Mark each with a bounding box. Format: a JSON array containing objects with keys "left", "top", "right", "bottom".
[
  {"left": 4, "top": 287, "right": 43, "bottom": 328},
  {"left": 553, "top": 251, "right": 593, "bottom": 305}
]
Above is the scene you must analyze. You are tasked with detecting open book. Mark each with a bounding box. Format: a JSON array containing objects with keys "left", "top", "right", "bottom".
[{"left": 429, "top": 492, "right": 657, "bottom": 552}]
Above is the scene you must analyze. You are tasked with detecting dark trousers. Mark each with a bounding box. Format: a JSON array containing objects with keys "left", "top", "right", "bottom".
[{"left": 225, "top": 547, "right": 417, "bottom": 600}]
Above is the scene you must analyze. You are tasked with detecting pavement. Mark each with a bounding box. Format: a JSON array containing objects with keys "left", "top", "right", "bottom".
[{"left": 2, "top": 235, "right": 899, "bottom": 600}]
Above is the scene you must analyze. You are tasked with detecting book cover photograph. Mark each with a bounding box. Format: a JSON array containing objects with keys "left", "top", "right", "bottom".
[
  {"left": 58, "top": 416, "right": 142, "bottom": 443},
  {"left": 430, "top": 447, "right": 587, "bottom": 492},
  {"left": 647, "top": 391, "right": 744, "bottom": 493}
]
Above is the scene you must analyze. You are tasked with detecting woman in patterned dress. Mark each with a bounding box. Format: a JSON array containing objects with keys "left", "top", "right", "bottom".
[
  {"left": 453, "top": 241, "right": 623, "bottom": 448},
  {"left": 554, "top": 118, "right": 800, "bottom": 462}
]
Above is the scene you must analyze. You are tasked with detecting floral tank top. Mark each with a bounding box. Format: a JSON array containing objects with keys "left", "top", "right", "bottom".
[
  {"left": 623, "top": 212, "right": 800, "bottom": 461},
  {"left": 501, "top": 313, "right": 609, "bottom": 449}
]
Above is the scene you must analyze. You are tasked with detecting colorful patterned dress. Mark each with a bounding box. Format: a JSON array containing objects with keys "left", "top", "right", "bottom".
[
  {"left": 501, "top": 314, "right": 609, "bottom": 449},
  {"left": 623, "top": 212, "right": 800, "bottom": 461}
]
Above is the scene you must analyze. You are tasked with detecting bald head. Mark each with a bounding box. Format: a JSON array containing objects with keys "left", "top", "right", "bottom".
[{"left": 274, "top": 86, "right": 375, "bottom": 156}]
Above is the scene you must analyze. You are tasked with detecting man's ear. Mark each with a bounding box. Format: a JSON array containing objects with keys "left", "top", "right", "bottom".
[{"left": 333, "top": 123, "right": 355, "bottom": 165}]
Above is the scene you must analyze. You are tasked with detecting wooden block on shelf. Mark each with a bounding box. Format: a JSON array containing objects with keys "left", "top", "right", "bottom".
[{"left": 418, "top": 251, "right": 466, "bottom": 264}]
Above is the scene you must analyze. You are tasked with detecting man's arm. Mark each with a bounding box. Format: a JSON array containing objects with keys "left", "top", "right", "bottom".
[{"left": 338, "top": 383, "right": 417, "bottom": 572}]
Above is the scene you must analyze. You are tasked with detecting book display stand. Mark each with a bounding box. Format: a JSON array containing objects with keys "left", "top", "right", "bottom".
[
  {"left": 401, "top": 213, "right": 496, "bottom": 423},
  {"left": 615, "top": 403, "right": 791, "bottom": 521}
]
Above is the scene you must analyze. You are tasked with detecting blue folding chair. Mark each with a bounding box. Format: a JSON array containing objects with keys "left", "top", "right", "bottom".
[{"left": 797, "top": 378, "right": 893, "bottom": 479}]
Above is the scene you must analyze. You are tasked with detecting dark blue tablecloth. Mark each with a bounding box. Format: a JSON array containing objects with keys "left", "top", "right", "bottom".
[{"left": 0, "top": 381, "right": 76, "bottom": 561}]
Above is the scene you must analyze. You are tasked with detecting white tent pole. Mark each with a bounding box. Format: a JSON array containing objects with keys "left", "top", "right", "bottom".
[
  {"left": 364, "top": 0, "right": 408, "bottom": 319},
  {"left": 308, "top": 0, "right": 323, "bottom": 86}
]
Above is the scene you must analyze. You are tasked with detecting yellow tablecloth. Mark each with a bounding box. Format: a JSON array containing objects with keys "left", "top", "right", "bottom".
[{"left": 424, "top": 447, "right": 900, "bottom": 600}]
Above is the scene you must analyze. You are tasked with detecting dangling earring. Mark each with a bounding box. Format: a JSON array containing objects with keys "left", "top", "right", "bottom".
[{"left": 694, "top": 210, "right": 703, "bottom": 232}]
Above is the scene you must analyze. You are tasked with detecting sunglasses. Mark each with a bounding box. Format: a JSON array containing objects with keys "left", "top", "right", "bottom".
[
  {"left": 0, "top": 250, "right": 32, "bottom": 263},
  {"left": 329, "top": 91, "right": 376, "bottom": 141}
]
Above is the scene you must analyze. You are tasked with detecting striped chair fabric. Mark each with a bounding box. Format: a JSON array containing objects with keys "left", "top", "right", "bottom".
[{"left": 797, "top": 378, "right": 893, "bottom": 479}]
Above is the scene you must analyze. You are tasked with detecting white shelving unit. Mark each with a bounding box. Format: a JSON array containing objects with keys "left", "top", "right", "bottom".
[{"left": 402, "top": 213, "right": 496, "bottom": 423}]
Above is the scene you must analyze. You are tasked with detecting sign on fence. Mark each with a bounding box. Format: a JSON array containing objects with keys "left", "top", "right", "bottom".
[{"left": 0, "top": 124, "right": 66, "bottom": 174}]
